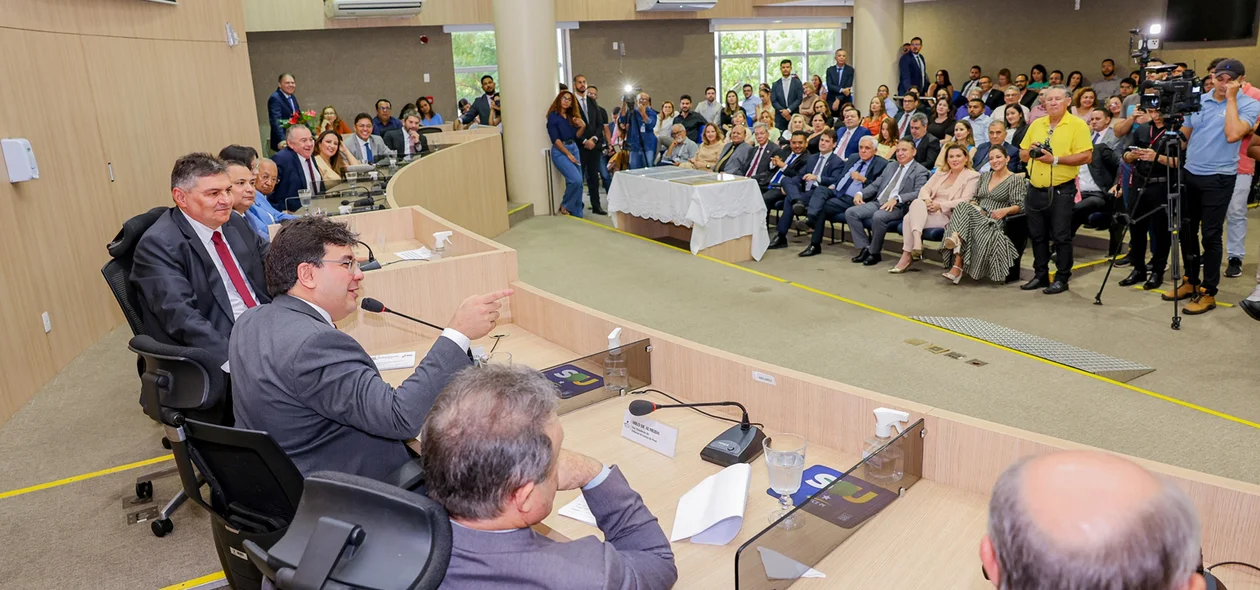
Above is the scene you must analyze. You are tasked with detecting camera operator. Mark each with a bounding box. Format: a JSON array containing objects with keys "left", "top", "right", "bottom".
[
  {"left": 618, "top": 92, "right": 657, "bottom": 170},
  {"left": 1167, "top": 59, "right": 1260, "bottom": 315},
  {"left": 1019, "top": 85, "right": 1094, "bottom": 295},
  {"left": 1119, "top": 106, "right": 1176, "bottom": 291}
]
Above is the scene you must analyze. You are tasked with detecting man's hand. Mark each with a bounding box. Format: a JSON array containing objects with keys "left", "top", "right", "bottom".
[
  {"left": 583, "top": 138, "right": 597, "bottom": 150},
  {"left": 880, "top": 199, "right": 897, "bottom": 212},
  {"left": 853, "top": 194, "right": 865, "bottom": 205},
  {"left": 1227, "top": 79, "right": 1242, "bottom": 99},
  {"left": 1035, "top": 151, "right": 1055, "bottom": 164},
  {"left": 779, "top": 108, "right": 791, "bottom": 119},
  {"left": 803, "top": 173, "right": 819, "bottom": 182},
  {"left": 408, "top": 130, "right": 420, "bottom": 143},
  {"left": 447, "top": 289, "right": 514, "bottom": 340},
  {"left": 849, "top": 170, "right": 867, "bottom": 183},
  {"left": 842, "top": 88, "right": 852, "bottom": 96},
  {"left": 832, "top": 99, "right": 841, "bottom": 112},
  {"left": 771, "top": 155, "right": 784, "bottom": 167},
  {"left": 557, "top": 449, "right": 604, "bottom": 491}
]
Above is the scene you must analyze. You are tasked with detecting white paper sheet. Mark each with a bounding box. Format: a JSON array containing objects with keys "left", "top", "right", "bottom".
[
  {"left": 756, "top": 546, "right": 826, "bottom": 579},
  {"left": 395, "top": 247, "right": 432, "bottom": 260},
  {"left": 370, "top": 351, "right": 416, "bottom": 371},
  {"left": 558, "top": 493, "right": 597, "bottom": 527},
  {"left": 669, "top": 463, "right": 750, "bottom": 545}
]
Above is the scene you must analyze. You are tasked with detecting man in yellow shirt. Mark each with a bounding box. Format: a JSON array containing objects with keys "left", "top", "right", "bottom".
[{"left": 1020, "top": 85, "right": 1094, "bottom": 294}]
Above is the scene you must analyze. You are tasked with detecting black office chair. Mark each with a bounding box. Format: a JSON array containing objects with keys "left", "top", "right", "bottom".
[
  {"left": 245, "top": 471, "right": 452, "bottom": 590},
  {"left": 131, "top": 334, "right": 304, "bottom": 589}
]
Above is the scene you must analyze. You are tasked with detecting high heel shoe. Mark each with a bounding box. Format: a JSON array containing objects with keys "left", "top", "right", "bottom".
[
  {"left": 942, "top": 265, "right": 964, "bottom": 284},
  {"left": 910, "top": 249, "right": 923, "bottom": 261},
  {"left": 889, "top": 254, "right": 914, "bottom": 273}
]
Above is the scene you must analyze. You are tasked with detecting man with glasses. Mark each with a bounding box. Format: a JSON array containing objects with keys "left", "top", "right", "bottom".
[
  {"left": 229, "top": 215, "right": 512, "bottom": 479},
  {"left": 371, "top": 99, "right": 401, "bottom": 136}
]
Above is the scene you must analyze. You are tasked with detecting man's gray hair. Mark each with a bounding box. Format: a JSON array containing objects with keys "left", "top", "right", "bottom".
[
  {"left": 170, "top": 152, "right": 226, "bottom": 191},
  {"left": 858, "top": 135, "right": 877, "bottom": 148},
  {"left": 909, "top": 112, "right": 929, "bottom": 127},
  {"left": 285, "top": 124, "right": 311, "bottom": 141},
  {"left": 989, "top": 119, "right": 1009, "bottom": 132},
  {"left": 752, "top": 122, "right": 769, "bottom": 133},
  {"left": 1044, "top": 84, "right": 1070, "bottom": 98},
  {"left": 420, "top": 365, "right": 560, "bottom": 521},
  {"left": 671, "top": 123, "right": 686, "bottom": 134},
  {"left": 988, "top": 456, "right": 1202, "bottom": 590}
]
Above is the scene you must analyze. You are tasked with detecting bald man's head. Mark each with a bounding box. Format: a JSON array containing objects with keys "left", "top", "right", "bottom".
[{"left": 981, "top": 451, "right": 1204, "bottom": 590}]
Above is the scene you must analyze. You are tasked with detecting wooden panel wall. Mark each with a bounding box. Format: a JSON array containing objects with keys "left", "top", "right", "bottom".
[
  {"left": 0, "top": 0, "right": 258, "bottom": 425},
  {"left": 384, "top": 134, "right": 510, "bottom": 238}
]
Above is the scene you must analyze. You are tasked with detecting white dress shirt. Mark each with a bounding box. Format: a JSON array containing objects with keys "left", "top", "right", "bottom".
[
  {"left": 179, "top": 209, "right": 257, "bottom": 321},
  {"left": 291, "top": 294, "right": 472, "bottom": 353},
  {"left": 298, "top": 154, "right": 320, "bottom": 192}
]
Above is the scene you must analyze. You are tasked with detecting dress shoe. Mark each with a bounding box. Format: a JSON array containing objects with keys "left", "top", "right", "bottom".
[
  {"left": 1142, "top": 271, "right": 1164, "bottom": 291},
  {"left": 1117, "top": 268, "right": 1147, "bottom": 287},
  {"left": 1183, "top": 293, "right": 1216, "bottom": 315},
  {"left": 1160, "top": 278, "right": 1199, "bottom": 301},
  {"left": 767, "top": 234, "right": 788, "bottom": 249},
  {"left": 1239, "top": 298, "right": 1260, "bottom": 322},
  {"left": 862, "top": 252, "right": 883, "bottom": 266},
  {"left": 1115, "top": 257, "right": 1131, "bottom": 267},
  {"left": 792, "top": 202, "right": 806, "bottom": 216},
  {"left": 1020, "top": 277, "right": 1049, "bottom": 291},
  {"left": 1042, "top": 280, "right": 1069, "bottom": 295},
  {"left": 590, "top": 207, "right": 608, "bottom": 216},
  {"left": 799, "top": 244, "right": 821, "bottom": 257},
  {"left": 851, "top": 248, "right": 870, "bottom": 263},
  {"left": 792, "top": 219, "right": 811, "bottom": 232},
  {"left": 1226, "top": 257, "right": 1243, "bottom": 278}
]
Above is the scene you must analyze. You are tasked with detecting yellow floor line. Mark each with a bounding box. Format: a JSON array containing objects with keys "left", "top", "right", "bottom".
[
  {"left": 0, "top": 455, "right": 173, "bottom": 501},
  {"left": 507, "top": 203, "right": 532, "bottom": 216},
  {"left": 1137, "top": 285, "right": 1235, "bottom": 308},
  {"left": 159, "top": 572, "right": 225, "bottom": 590},
  {"left": 565, "top": 216, "right": 1260, "bottom": 430}
]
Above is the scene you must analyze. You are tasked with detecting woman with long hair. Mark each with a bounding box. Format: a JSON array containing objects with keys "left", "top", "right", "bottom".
[
  {"left": 926, "top": 69, "right": 954, "bottom": 103},
  {"left": 811, "top": 74, "right": 826, "bottom": 103},
  {"left": 1028, "top": 64, "right": 1049, "bottom": 90},
  {"left": 719, "top": 89, "right": 742, "bottom": 129},
  {"left": 927, "top": 96, "right": 955, "bottom": 141},
  {"left": 654, "top": 100, "right": 677, "bottom": 154},
  {"left": 681, "top": 123, "right": 725, "bottom": 171},
  {"left": 1066, "top": 71, "right": 1085, "bottom": 96},
  {"left": 545, "top": 90, "right": 587, "bottom": 217},
  {"left": 935, "top": 120, "right": 977, "bottom": 170},
  {"left": 313, "top": 130, "right": 360, "bottom": 183},
  {"left": 892, "top": 144, "right": 979, "bottom": 273},
  {"left": 1004, "top": 103, "right": 1029, "bottom": 147},
  {"left": 317, "top": 106, "right": 352, "bottom": 135},
  {"left": 806, "top": 112, "right": 831, "bottom": 154},
  {"left": 1071, "top": 87, "right": 1098, "bottom": 119},
  {"left": 940, "top": 147, "right": 1025, "bottom": 283},
  {"left": 779, "top": 113, "right": 808, "bottom": 148},
  {"left": 757, "top": 84, "right": 775, "bottom": 123},
  {"left": 1105, "top": 96, "right": 1125, "bottom": 129},
  {"left": 415, "top": 97, "right": 443, "bottom": 126},
  {"left": 862, "top": 96, "right": 892, "bottom": 136},
  {"left": 757, "top": 109, "right": 782, "bottom": 143},
  {"left": 997, "top": 68, "right": 1013, "bottom": 90},
  {"left": 876, "top": 117, "right": 899, "bottom": 159}
]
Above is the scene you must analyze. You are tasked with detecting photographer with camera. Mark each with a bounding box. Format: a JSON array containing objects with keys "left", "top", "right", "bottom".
[
  {"left": 1165, "top": 59, "right": 1260, "bottom": 315},
  {"left": 1119, "top": 106, "right": 1176, "bottom": 291},
  {"left": 618, "top": 91, "right": 658, "bottom": 170},
  {"left": 1019, "top": 85, "right": 1094, "bottom": 295}
]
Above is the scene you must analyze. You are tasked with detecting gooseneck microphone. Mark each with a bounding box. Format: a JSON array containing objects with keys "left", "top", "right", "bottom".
[
  {"left": 627, "top": 398, "right": 766, "bottom": 467},
  {"left": 360, "top": 298, "right": 443, "bottom": 331}
]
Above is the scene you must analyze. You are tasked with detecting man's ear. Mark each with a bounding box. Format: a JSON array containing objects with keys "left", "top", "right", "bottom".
[
  {"left": 295, "top": 262, "right": 318, "bottom": 290},
  {"left": 509, "top": 481, "right": 539, "bottom": 516},
  {"left": 980, "top": 535, "right": 1001, "bottom": 588}
]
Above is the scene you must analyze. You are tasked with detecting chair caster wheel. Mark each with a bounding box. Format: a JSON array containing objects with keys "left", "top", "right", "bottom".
[
  {"left": 136, "top": 481, "right": 153, "bottom": 500},
  {"left": 151, "top": 518, "right": 174, "bottom": 537}
]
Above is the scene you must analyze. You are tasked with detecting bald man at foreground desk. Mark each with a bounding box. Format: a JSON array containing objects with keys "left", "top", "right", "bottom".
[{"left": 230, "top": 215, "right": 511, "bottom": 480}]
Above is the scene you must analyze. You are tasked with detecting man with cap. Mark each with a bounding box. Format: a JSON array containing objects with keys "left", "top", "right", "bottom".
[{"left": 1164, "top": 58, "right": 1260, "bottom": 315}]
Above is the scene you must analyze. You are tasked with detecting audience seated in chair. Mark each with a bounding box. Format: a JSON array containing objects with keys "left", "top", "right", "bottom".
[
  {"left": 341, "top": 113, "right": 393, "bottom": 164},
  {"left": 761, "top": 130, "right": 810, "bottom": 214},
  {"left": 768, "top": 129, "right": 844, "bottom": 252},
  {"left": 658, "top": 124, "right": 698, "bottom": 166},
  {"left": 847, "top": 139, "right": 931, "bottom": 266},
  {"left": 220, "top": 155, "right": 294, "bottom": 242},
  {"left": 935, "top": 121, "right": 977, "bottom": 170},
  {"left": 383, "top": 111, "right": 430, "bottom": 160},
  {"left": 714, "top": 125, "right": 755, "bottom": 174},
  {"left": 906, "top": 113, "right": 942, "bottom": 168},
  {"left": 800, "top": 136, "right": 888, "bottom": 256},
  {"left": 313, "top": 130, "right": 361, "bottom": 185},
  {"left": 940, "top": 148, "right": 1026, "bottom": 284},
  {"left": 893, "top": 144, "right": 980, "bottom": 273},
  {"left": 744, "top": 123, "right": 783, "bottom": 189},
  {"left": 271, "top": 125, "right": 323, "bottom": 212},
  {"left": 678, "top": 123, "right": 724, "bottom": 171},
  {"left": 371, "top": 98, "right": 402, "bottom": 136},
  {"left": 972, "top": 120, "right": 1021, "bottom": 173},
  {"left": 834, "top": 108, "right": 872, "bottom": 159}
]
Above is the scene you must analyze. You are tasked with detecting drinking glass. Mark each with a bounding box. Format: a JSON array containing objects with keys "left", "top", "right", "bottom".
[
  {"left": 764, "top": 433, "right": 807, "bottom": 528},
  {"left": 387, "top": 156, "right": 397, "bottom": 169},
  {"left": 486, "top": 351, "right": 512, "bottom": 366},
  {"left": 297, "top": 189, "right": 312, "bottom": 214},
  {"left": 346, "top": 171, "right": 358, "bottom": 186}
]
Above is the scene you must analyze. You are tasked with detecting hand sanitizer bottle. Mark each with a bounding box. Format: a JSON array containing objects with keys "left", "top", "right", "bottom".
[
  {"left": 863, "top": 407, "right": 909, "bottom": 484},
  {"left": 603, "top": 328, "right": 629, "bottom": 394},
  {"left": 432, "top": 231, "right": 453, "bottom": 260}
]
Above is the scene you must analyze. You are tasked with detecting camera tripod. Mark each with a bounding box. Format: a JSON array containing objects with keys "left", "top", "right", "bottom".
[{"left": 1093, "top": 123, "right": 1186, "bottom": 331}]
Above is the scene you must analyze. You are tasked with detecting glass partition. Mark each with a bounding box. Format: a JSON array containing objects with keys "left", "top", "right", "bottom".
[
  {"left": 541, "top": 339, "right": 652, "bottom": 415},
  {"left": 734, "top": 419, "right": 925, "bottom": 589}
]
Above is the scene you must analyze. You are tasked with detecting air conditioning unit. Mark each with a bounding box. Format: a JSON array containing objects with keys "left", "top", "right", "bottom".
[
  {"left": 636, "top": 0, "right": 717, "bottom": 11},
  {"left": 325, "top": 0, "right": 425, "bottom": 18}
]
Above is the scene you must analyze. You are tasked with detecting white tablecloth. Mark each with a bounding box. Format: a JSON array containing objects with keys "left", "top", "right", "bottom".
[{"left": 606, "top": 168, "right": 769, "bottom": 261}]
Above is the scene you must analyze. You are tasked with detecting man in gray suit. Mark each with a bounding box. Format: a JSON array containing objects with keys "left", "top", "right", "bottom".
[
  {"left": 714, "top": 125, "right": 755, "bottom": 174},
  {"left": 845, "top": 138, "right": 931, "bottom": 266},
  {"left": 341, "top": 113, "right": 393, "bottom": 164},
  {"left": 423, "top": 365, "right": 677, "bottom": 590},
  {"left": 229, "top": 216, "right": 511, "bottom": 480}
]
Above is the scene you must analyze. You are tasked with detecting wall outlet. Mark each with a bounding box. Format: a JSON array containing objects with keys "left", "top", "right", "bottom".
[
  {"left": 423, "top": 73, "right": 430, "bottom": 83},
  {"left": 41, "top": 311, "right": 51, "bottom": 333},
  {"left": 612, "top": 42, "right": 619, "bottom": 50}
]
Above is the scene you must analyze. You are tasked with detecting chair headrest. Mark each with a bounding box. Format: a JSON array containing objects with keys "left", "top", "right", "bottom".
[{"left": 108, "top": 206, "right": 168, "bottom": 259}]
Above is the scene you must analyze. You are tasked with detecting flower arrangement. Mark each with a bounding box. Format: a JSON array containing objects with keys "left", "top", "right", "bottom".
[{"left": 281, "top": 109, "right": 320, "bottom": 134}]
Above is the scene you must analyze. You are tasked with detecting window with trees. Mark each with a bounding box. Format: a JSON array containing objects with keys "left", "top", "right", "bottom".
[
  {"left": 451, "top": 29, "right": 571, "bottom": 107},
  {"left": 715, "top": 28, "right": 841, "bottom": 96}
]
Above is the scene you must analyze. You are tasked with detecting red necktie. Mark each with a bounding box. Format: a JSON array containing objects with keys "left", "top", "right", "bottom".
[
  {"left": 746, "top": 146, "right": 764, "bottom": 177},
  {"left": 211, "top": 231, "right": 257, "bottom": 308},
  {"left": 304, "top": 157, "right": 320, "bottom": 192}
]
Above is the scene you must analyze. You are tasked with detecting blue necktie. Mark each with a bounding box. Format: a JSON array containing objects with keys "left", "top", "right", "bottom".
[
  {"left": 364, "top": 140, "right": 373, "bottom": 163},
  {"left": 771, "top": 153, "right": 796, "bottom": 187},
  {"left": 834, "top": 160, "right": 866, "bottom": 197}
]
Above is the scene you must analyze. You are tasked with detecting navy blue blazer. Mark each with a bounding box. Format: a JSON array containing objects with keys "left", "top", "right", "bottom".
[
  {"left": 973, "top": 142, "right": 1021, "bottom": 172},
  {"left": 834, "top": 126, "right": 872, "bottom": 159},
  {"left": 825, "top": 64, "right": 855, "bottom": 106},
  {"left": 801, "top": 151, "right": 848, "bottom": 191},
  {"left": 271, "top": 148, "right": 323, "bottom": 212},
  {"left": 770, "top": 76, "right": 805, "bottom": 130},
  {"left": 267, "top": 88, "right": 299, "bottom": 152},
  {"left": 898, "top": 52, "right": 927, "bottom": 95}
]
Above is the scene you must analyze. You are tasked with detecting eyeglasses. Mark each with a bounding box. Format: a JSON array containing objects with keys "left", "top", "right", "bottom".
[{"left": 320, "top": 259, "right": 361, "bottom": 272}]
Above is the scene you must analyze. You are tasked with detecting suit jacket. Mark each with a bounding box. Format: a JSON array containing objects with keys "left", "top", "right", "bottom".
[
  {"left": 801, "top": 151, "right": 847, "bottom": 193},
  {"left": 909, "top": 133, "right": 942, "bottom": 168},
  {"left": 460, "top": 93, "right": 494, "bottom": 126},
  {"left": 382, "top": 128, "right": 429, "bottom": 157},
  {"left": 443, "top": 466, "right": 677, "bottom": 590},
  {"left": 1084, "top": 142, "right": 1120, "bottom": 190},
  {"left": 271, "top": 147, "right": 323, "bottom": 211},
  {"left": 898, "top": 52, "right": 928, "bottom": 95},
  {"left": 809, "top": 154, "right": 888, "bottom": 216},
  {"left": 131, "top": 208, "right": 270, "bottom": 368},
  {"left": 769, "top": 150, "right": 810, "bottom": 190},
  {"left": 918, "top": 168, "right": 981, "bottom": 215},
  {"left": 715, "top": 141, "right": 755, "bottom": 174},
  {"left": 229, "top": 294, "right": 471, "bottom": 480},
  {"left": 861, "top": 160, "right": 932, "bottom": 205},
  {"left": 973, "top": 141, "right": 1021, "bottom": 172},
  {"left": 575, "top": 93, "right": 606, "bottom": 150},
  {"left": 825, "top": 64, "right": 855, "bottom": 106},
  {"left": 341, "top": 133, "right": 393, "bottom": 163},
  {"left": 833, "top": 125, "right": 872, "bottom": 159},
  {"left": 745, "top": 142, "right": 783, "bottom": 187},
  {"left": 770, "top": 76, "right": 805, "bottom": 130},
  {"left": 982, "top": 89, "right": 1005, "bottom": 112},
  {"left": 267, "top": 88, "right": 299, "bottom": 151}
]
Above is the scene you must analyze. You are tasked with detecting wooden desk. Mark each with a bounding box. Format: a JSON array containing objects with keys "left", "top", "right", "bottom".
[{"left": 372, "top": 323, "right": 579, "bottom": 388}]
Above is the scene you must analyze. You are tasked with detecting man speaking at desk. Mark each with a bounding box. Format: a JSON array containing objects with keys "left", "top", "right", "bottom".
[{"left": 229, "top": 216, "right": 511, "bottom": 480}]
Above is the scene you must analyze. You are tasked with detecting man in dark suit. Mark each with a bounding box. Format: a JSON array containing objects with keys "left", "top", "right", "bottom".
[
  {"left": 382, "top": 111, "right": 429, "bottom": 159},
  {"left": 458, "top": 75, "right": 497, "bottom": 128},
  {"left": 769, "top": 130, "right": 845, "bottom": 250},
  {"left": 979, "top": 76, "right": 1005, "bottom": 112},
  {"left": 894, "top": 94, "right": 925, "bottom": 138},
  {"left": 770, "top": 59, "right": 804, "bottom": 130},
  {"left": 906, "top": 113, "right": 941, "bottom": 167},
  {"left": 744, "top": 123, "right": 783, "bottom": 189},
  {"left": 1070, "top": 111, "right": 1122, "bottom": 241},
  {"left": 714, "top": 126, "right": 755, "bottom": 174},
  {"left": 266, "top": 73, "right": 299, "bottom": 152},
  {"left": 426, "top": 365, "right": 677, "bottom": 589},
  {"left": 229, "top": 215, "right": 511, "bottom": 480},
  {"left": 898, "top": 36, "right": 928, "bottom": 95},
  {"left": 846, "top": 139, "right": 932, "bottom": 265},
  {"left": 271, "top": 125, "right": 322, "bottom": 212},
  {"left": 762, "top": 130, "right": 810, "bottom": 211},
  {"left": 572, "top": 74, "right": 607, "bottom": 215},
  {"left": 973, "top": 120, "right": 1021, "bottom": 172},
  {"left": 834, "top": 108, "right": 873, "bottom": 159},
  {"left": 826, "top": 49, "right": 856, "bottom": 113},
  {"left": 131, "top": 153, "right": 270, "bottom": 371},
  {"left": 800, "top": 137, "right": 889, "bottom": 256}
]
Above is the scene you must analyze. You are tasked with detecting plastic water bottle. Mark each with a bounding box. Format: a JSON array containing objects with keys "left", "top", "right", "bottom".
[{"left": 604, "top": 328, "right": 629, "bottom": 393}]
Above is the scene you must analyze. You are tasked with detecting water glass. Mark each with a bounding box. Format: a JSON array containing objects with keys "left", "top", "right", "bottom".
[
  {"left": 486, "top": 351, "right": 512, "bottom": 366},
  {"left": 297, "top": 189, "right": 312, "bottom": 214},
  {"left": 388, "top": 156, "right": 397, "bottom": 169},
  {"left": 764, "top": 433, "right": 807, "bottom": 528},
  {"left": 346, "top": 171, "right": 358, "bottom": 186}
]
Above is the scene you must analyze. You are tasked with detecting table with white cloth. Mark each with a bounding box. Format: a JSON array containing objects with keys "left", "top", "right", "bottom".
[{"left": 606, "top": 168, "right": 769, "bottom": 262}]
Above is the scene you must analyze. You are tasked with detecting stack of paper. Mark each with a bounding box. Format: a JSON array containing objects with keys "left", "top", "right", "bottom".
[
  {"left": 395, "top": 247, "right": 432, "bottom": 260},
  {"left": 370, "top": 351, "right": 416, "bottom": 371},
  {"left": 558, "top": 494, "right": 597, "bottom": 526},
  {"left": 669, "top": 463, "right": 751, "bottom": 545}
]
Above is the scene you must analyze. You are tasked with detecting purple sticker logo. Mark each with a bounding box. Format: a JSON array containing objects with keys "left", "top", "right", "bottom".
[{"left": 546, "top": 364, "right": 604, "bottom": 398}]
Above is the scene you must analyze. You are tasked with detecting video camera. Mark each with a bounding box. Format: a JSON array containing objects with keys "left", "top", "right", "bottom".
[
  {"left": 1139, "top": 64, "right": 1202, "bottom": 118},
  {"left": 622, "top": 84, "right": 642, "bottom": 109}
]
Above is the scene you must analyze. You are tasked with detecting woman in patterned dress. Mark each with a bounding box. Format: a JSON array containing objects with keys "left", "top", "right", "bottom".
[{"left": 940, "top": 147, "right": 1025, "bottom": 283}]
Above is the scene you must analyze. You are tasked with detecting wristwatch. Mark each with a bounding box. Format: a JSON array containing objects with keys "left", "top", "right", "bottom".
[{"left": 1052, "top": 156, "right": 1060, "bottom": 166}]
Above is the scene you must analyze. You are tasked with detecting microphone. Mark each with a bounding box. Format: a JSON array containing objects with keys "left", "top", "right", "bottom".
[
  {"left": 627, "top": 398, "right": 766, "bottom": 467},
  {"left": 359, "top": 298, "right": 444, "bottom": 332},
  {"left": 357, "top": 241, "right": 381, "bottom": 271}
]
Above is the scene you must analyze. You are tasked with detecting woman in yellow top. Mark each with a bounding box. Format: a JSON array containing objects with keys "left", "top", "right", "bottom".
[
  {"left": 934, "top": 121, "right": 977, "bottom": 170},
  {"left": 313, "top": 129, "right": 361, "bottom": 183},
  {"left": 680, "top": 123, "right": 725, "bottom": 171},
  {"left": 875, "top": 118, "right": 899, "bottom": 160}
]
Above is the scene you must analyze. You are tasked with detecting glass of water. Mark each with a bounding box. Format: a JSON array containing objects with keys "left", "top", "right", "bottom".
[
  {"left": 297, "top": 189, "right": 312, "bottom": 214},
  {"left": 764, "top": 433, "right": 807, "bottom": 528},
  {"left": 346, "top": 171, "right": 358, "bottom": 186}
]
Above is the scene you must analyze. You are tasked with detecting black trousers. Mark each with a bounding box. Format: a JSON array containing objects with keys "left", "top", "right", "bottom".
[
  {"left": 578, "top": 143, "right": 603, "bottom": 210},
  {"left": 808, "top": 194, "right": 855, "bottom": 246},
  {"left": 1181, "top": 172, "right": 1234, "bottom": 296},
  {"left": 1027, "top": 181, "right": 1077, "bottom": 282},
  {"left": 1128, "top": 183, "right": 1171, "bottom": 274}
]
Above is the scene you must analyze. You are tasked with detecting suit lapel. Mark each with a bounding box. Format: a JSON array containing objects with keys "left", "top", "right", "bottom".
[
  {"left": 222, "top": 220, "right": 266, "bottom": 301},
  {"left": 172, "top": 210, "right": 235, "bottom": 321}
]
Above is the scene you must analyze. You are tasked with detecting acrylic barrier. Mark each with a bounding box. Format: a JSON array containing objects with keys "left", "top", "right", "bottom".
[
  {"left": 541, "top": 339, "right": 653, "bottom": 416},
  {"left": 734, "top": 420, "right": 926, "bottom": 589}
]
